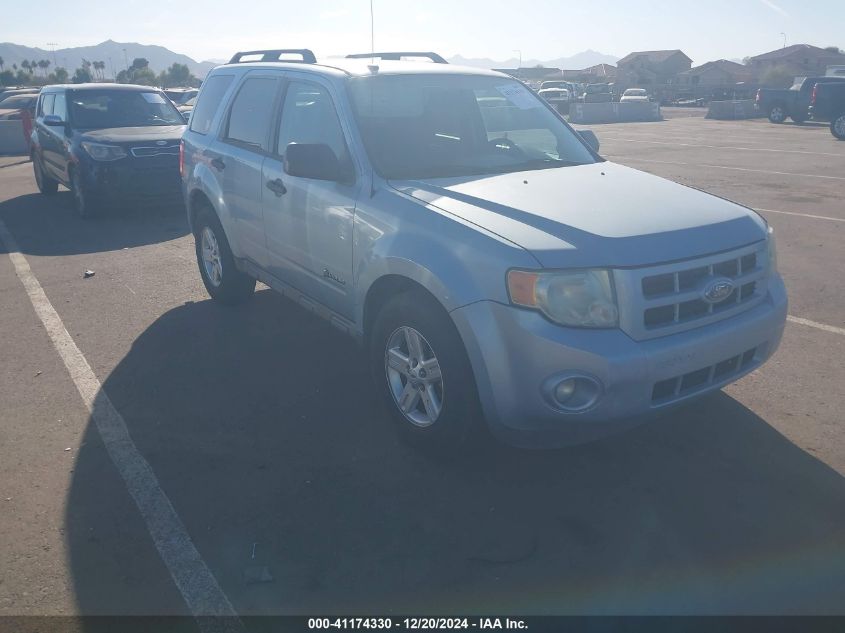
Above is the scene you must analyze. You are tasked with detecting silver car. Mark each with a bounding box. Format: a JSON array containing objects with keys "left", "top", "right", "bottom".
[{"left": 181, "top": 49, "right": 787, "bottom": 449}]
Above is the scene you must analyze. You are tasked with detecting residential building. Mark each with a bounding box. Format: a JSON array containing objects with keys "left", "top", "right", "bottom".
[
  {"left": 747, "top": 44, "right": 845, "bottom": 77},
  {"left": 678, "top": 59, "right": 756, "bottom": 86},
  {"left": 616, "top": 50, "right": 692, "bottom": 86}
]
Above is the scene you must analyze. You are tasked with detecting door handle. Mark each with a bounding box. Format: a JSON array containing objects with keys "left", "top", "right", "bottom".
[
  {"left": 266, "top": 178, "right": 287, "bottom": 197},
  {"left": 210, "top": 157, "right": 226, "bottom": 171}
]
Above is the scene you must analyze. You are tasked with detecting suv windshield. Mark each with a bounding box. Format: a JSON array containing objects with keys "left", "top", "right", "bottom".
[
  {"left": 348, "top": 75, "right": 596, "bottom": 179},
  {"left": 68, "top": 90, "right": 185, "bottom": 128}
]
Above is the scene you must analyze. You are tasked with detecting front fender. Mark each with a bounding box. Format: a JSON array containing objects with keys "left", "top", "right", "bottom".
[{"left": 352, "top": 187, "right": 538, "bottom": 326}]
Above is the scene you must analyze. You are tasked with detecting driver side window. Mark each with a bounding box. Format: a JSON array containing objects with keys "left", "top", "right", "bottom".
[{"left": 276, "top": 81, "right": 348, "bottom": 164}]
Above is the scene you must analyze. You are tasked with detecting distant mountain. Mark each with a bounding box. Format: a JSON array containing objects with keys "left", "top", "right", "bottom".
[
  {"left": 0, "top": 40, "right": 217, "bottom": 79},
  {"left": 449, "top": 50, "right": 619, "bottom": 70}
]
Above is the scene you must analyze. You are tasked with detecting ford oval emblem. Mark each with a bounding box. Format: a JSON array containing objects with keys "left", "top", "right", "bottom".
[
  {"left": 156, "top": 140, "right": 168, "bottom": 146},
  {"left": 702, "top": 278, "right": 735, "bottom": 304}
]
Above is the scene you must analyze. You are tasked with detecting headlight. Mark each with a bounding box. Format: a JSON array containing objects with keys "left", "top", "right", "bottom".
[
  {"left": 767, "top": 226, "right": 778, "bottom": 273},
  {"left": 507, "top": 269, "right": 619, "bottom": 328},
  {"left": 80, "top": 142, "right": 127, "bottom": 161}
]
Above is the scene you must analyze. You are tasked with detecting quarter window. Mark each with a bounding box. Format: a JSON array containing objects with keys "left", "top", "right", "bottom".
[
  {"left": 189, "top": 74, "right": 234, "bottom": 135},
  {"left": 225, "top": 77, "right": 280, "bottom": 151}
]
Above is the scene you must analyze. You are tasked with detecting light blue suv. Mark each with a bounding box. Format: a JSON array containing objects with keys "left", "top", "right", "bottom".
[{"left": 181, "top": 49, "right": 787, "bottom": 449}]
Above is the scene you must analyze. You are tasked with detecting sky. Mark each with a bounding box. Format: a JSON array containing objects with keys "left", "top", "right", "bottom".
[{"left": 1, "top": 0, "right": 843, "bottom": 66}]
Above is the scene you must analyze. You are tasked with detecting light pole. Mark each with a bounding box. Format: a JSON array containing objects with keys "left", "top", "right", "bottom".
[
  {"left": 47, "top": 42, "right": 58, "bottom": 68},
  {"left": 513, "top": 49, "right": 522, "bottom": 68},
  {"left": 780, "top": 32, "right": 787, "bottom": 48}
]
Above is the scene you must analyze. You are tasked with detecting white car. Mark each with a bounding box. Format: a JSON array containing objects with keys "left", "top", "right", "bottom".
[{"left": 621, "top": 88, "right": 650, "bottom": 103}]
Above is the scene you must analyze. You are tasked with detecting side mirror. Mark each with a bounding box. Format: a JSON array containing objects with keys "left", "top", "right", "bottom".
[
  {"left": 43, "top": 114, "right": 65, "bottom": 127},
  {"left": 579, "top": 130, "right": 600, "bottom": 153},
  {"left": 182, "top": 111, "right": 191, "bottom": 122},
  {"left": 284, "top": 143, "right": 349, "bottom": 182}
]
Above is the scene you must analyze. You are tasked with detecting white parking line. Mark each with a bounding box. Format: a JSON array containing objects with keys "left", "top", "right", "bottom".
[
  {"left": 0, "top": 219, "right": 242, "bottom": 632},
  {"left": 598, "top": 137, "right": 845, "bottom": 158},
  {"left": 787, "top": 316, "right": 845, "bottom": 337},
  {"left": 756, "top": 208, "right": 844, "bottom": 223},
  {"left": 610, "top": 156, "right": 845, "bottom": 181}
]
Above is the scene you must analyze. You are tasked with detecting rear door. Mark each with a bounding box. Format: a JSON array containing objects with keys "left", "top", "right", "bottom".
[
  {"left": 206, "top": 72, "right": 283, "bottom": 268},
  {"left": 261, "top": 76, "right": 360, "bottom": 319}
]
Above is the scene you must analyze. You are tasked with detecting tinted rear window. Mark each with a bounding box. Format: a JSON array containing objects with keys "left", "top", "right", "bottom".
[{"left": 189, "top": 75, "right": 234, "bottom": 135}]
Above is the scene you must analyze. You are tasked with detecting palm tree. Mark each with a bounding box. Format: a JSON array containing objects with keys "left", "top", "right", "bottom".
[
  {"left": 38, "top": 59, "right": 50, "bottom": 77},
  {"left": 0, "top": 56, "right": 5, "bottom": 72},
  {"left": 21, "top": 60, "right": 31, "bottom": 74},
  {"left": 93, "top": 61, "right": 105, "bottom": 81}
]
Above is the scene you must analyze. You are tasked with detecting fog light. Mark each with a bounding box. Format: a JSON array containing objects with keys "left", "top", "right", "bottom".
[
  {"left": 554, "top": 379, "right": 577, "bottom": 404},
  {"left": 544, "top": 374, "right": 603, "bottom": 413}
]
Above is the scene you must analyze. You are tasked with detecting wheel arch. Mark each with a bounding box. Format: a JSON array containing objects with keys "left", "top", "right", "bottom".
[{"left": 362, "top": 274, "right": 450, "bottom": 346}]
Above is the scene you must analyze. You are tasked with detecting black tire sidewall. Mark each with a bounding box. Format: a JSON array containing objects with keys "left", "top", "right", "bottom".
[
  {"left": 193, "top": 206, "right": 255, "bottom": 304},
  {"left": 369, "top": 291, "right": 480, "bottom": 450},
  {"left": 34, "top": 155, "right": 58, "bottom": 195},
  {"left": 768, "top": 106, "right": 785, "bottom": 123},
  {"left": 832, "top": 114, "right": 845, "bottom": 140},
  {"left": 71, "top": 169, "right": 96, "bottom": 218}
]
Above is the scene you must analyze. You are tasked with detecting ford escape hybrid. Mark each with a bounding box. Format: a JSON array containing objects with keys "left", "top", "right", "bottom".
[{"left": 181, "top": 49, "right": 787, "bottom": 449}]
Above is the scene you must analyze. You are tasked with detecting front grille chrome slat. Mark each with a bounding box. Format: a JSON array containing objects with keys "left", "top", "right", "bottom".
[{"left": 615, "top": 242, "right": 768, "bottom": 341}]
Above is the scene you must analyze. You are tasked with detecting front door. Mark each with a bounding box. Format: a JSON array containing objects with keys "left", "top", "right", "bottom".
[{"left": 262, "top": 78, "right": 359, "bottom": 319}]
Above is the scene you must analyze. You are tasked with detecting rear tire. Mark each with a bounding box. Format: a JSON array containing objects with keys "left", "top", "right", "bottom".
[
  {"left": 767, "top": 104, "right": 787, "bottom": 123},
  {"left": 831, "top": 113, "right": 845, "bottom": 140},
  {"left": 369, "top": 289, "right": 482, "bottom": 452},
  {"left": 193, "top": 205, "right": 256, "bottom": 305},
  {"left": 33, "top": 154, "right": 58, "bottom": 195}
]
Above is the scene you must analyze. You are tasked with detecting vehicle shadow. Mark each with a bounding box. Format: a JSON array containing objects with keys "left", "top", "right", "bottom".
[
  {"left": 66, "top": 290, "right": 845, "bottom": 619},
  {"left": 0, "top": 191, "right": 188, "bottom": 257}
]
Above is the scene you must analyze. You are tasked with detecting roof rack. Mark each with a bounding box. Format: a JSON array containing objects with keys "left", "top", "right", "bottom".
[
  {"left": 229, "top": 49, "right": 317, "bottom": 64},
  {"left": 345, "top": 52, "right": 448, "bottom": 64}
]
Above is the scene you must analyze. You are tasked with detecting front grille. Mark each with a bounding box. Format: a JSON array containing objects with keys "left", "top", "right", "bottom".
[
  {"left": 614, "top": 243, "right": 768, "bottom": 341},
  {"left": 131, "top": 144, "right": 179, "bottom": 157},
  {"left": 651, "top": 346, "right": 760, "bottom": 404}
]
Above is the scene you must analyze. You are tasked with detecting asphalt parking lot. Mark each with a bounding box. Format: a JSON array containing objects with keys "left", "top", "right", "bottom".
[{"left": 1, "top": 109, "right": 844, "bottom": 624}]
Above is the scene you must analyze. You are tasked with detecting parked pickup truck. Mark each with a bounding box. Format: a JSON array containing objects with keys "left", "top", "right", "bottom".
[
  {"left": 756, "top": 76, "right": 845, "bottom": 123},
  {"left": 182, "top": 49, "right": 787, "bottom": 450},
  {"left": 809, "top": 81, "right": 845, "bottom": 139}
]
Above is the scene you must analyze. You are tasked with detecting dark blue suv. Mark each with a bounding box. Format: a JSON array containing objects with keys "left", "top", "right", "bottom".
[{"left": 31, "top": 83, "right": 186, "bottom": 217}]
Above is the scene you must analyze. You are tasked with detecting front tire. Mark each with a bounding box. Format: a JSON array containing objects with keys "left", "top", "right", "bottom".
[
  {"left": 193, "top": 206, "right": 255, "bottom": 304},
  {"left": 33, "top": 154, "right": 58, "bottom": 195},
  {"left": 831, "top": 113, "right": 845, "bottom": 140},
  {"left": 369, "top": 289, "right": 482, "bottom": 451},
  {"left": 768, "top": 104, "right": 786, "bottom": 123},
  {"left": 70, "top": 169, "right": 98, "bottom": 218}
]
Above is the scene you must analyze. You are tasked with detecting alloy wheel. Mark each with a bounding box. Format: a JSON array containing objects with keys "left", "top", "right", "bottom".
[
  {"left": 201, "top": 227, "right": 223, "bottom": 288},
  {"left": 385, "top": 326, "right": 444, "bottom": 427}
]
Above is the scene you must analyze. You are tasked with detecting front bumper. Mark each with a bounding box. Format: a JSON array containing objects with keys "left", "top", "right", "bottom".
[
  {"left": 82, "top": 156, "right": 182, "bottom": 206},
  {"left": 450, "top": 275, "right": 787, "bottom": 448}
]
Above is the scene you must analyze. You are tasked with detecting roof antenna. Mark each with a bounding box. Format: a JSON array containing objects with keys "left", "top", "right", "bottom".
[{"left": 368, "top": 0, "right": 379, "bottom": 74}]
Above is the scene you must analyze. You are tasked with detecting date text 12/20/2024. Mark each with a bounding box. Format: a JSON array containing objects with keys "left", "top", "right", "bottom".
[{"left": 308, "top": 618, "right": 528, "bottom": 630}]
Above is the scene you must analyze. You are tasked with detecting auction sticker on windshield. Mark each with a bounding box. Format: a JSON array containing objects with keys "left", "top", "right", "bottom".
[{"left": 495, "top": 83, "right": 540, "bottom": 109}]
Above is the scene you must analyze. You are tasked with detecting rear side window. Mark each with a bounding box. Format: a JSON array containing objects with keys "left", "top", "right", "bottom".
[
  {"left": 225, "top": 77, "right": 280, "bottom": 151},
  {"left": 39, "top": 94, "right": 55, "bottom": 117},
  {"left": 189, "top": 75, "right": 233, "bottom": 134}
]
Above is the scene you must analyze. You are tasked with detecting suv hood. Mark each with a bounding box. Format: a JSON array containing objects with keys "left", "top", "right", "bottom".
[
  {"left": 392, "top": 162, "right": 767, "bottom": 268},
  {"left": 79, "top": 125, "right": 185, "bottom": 143}
]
